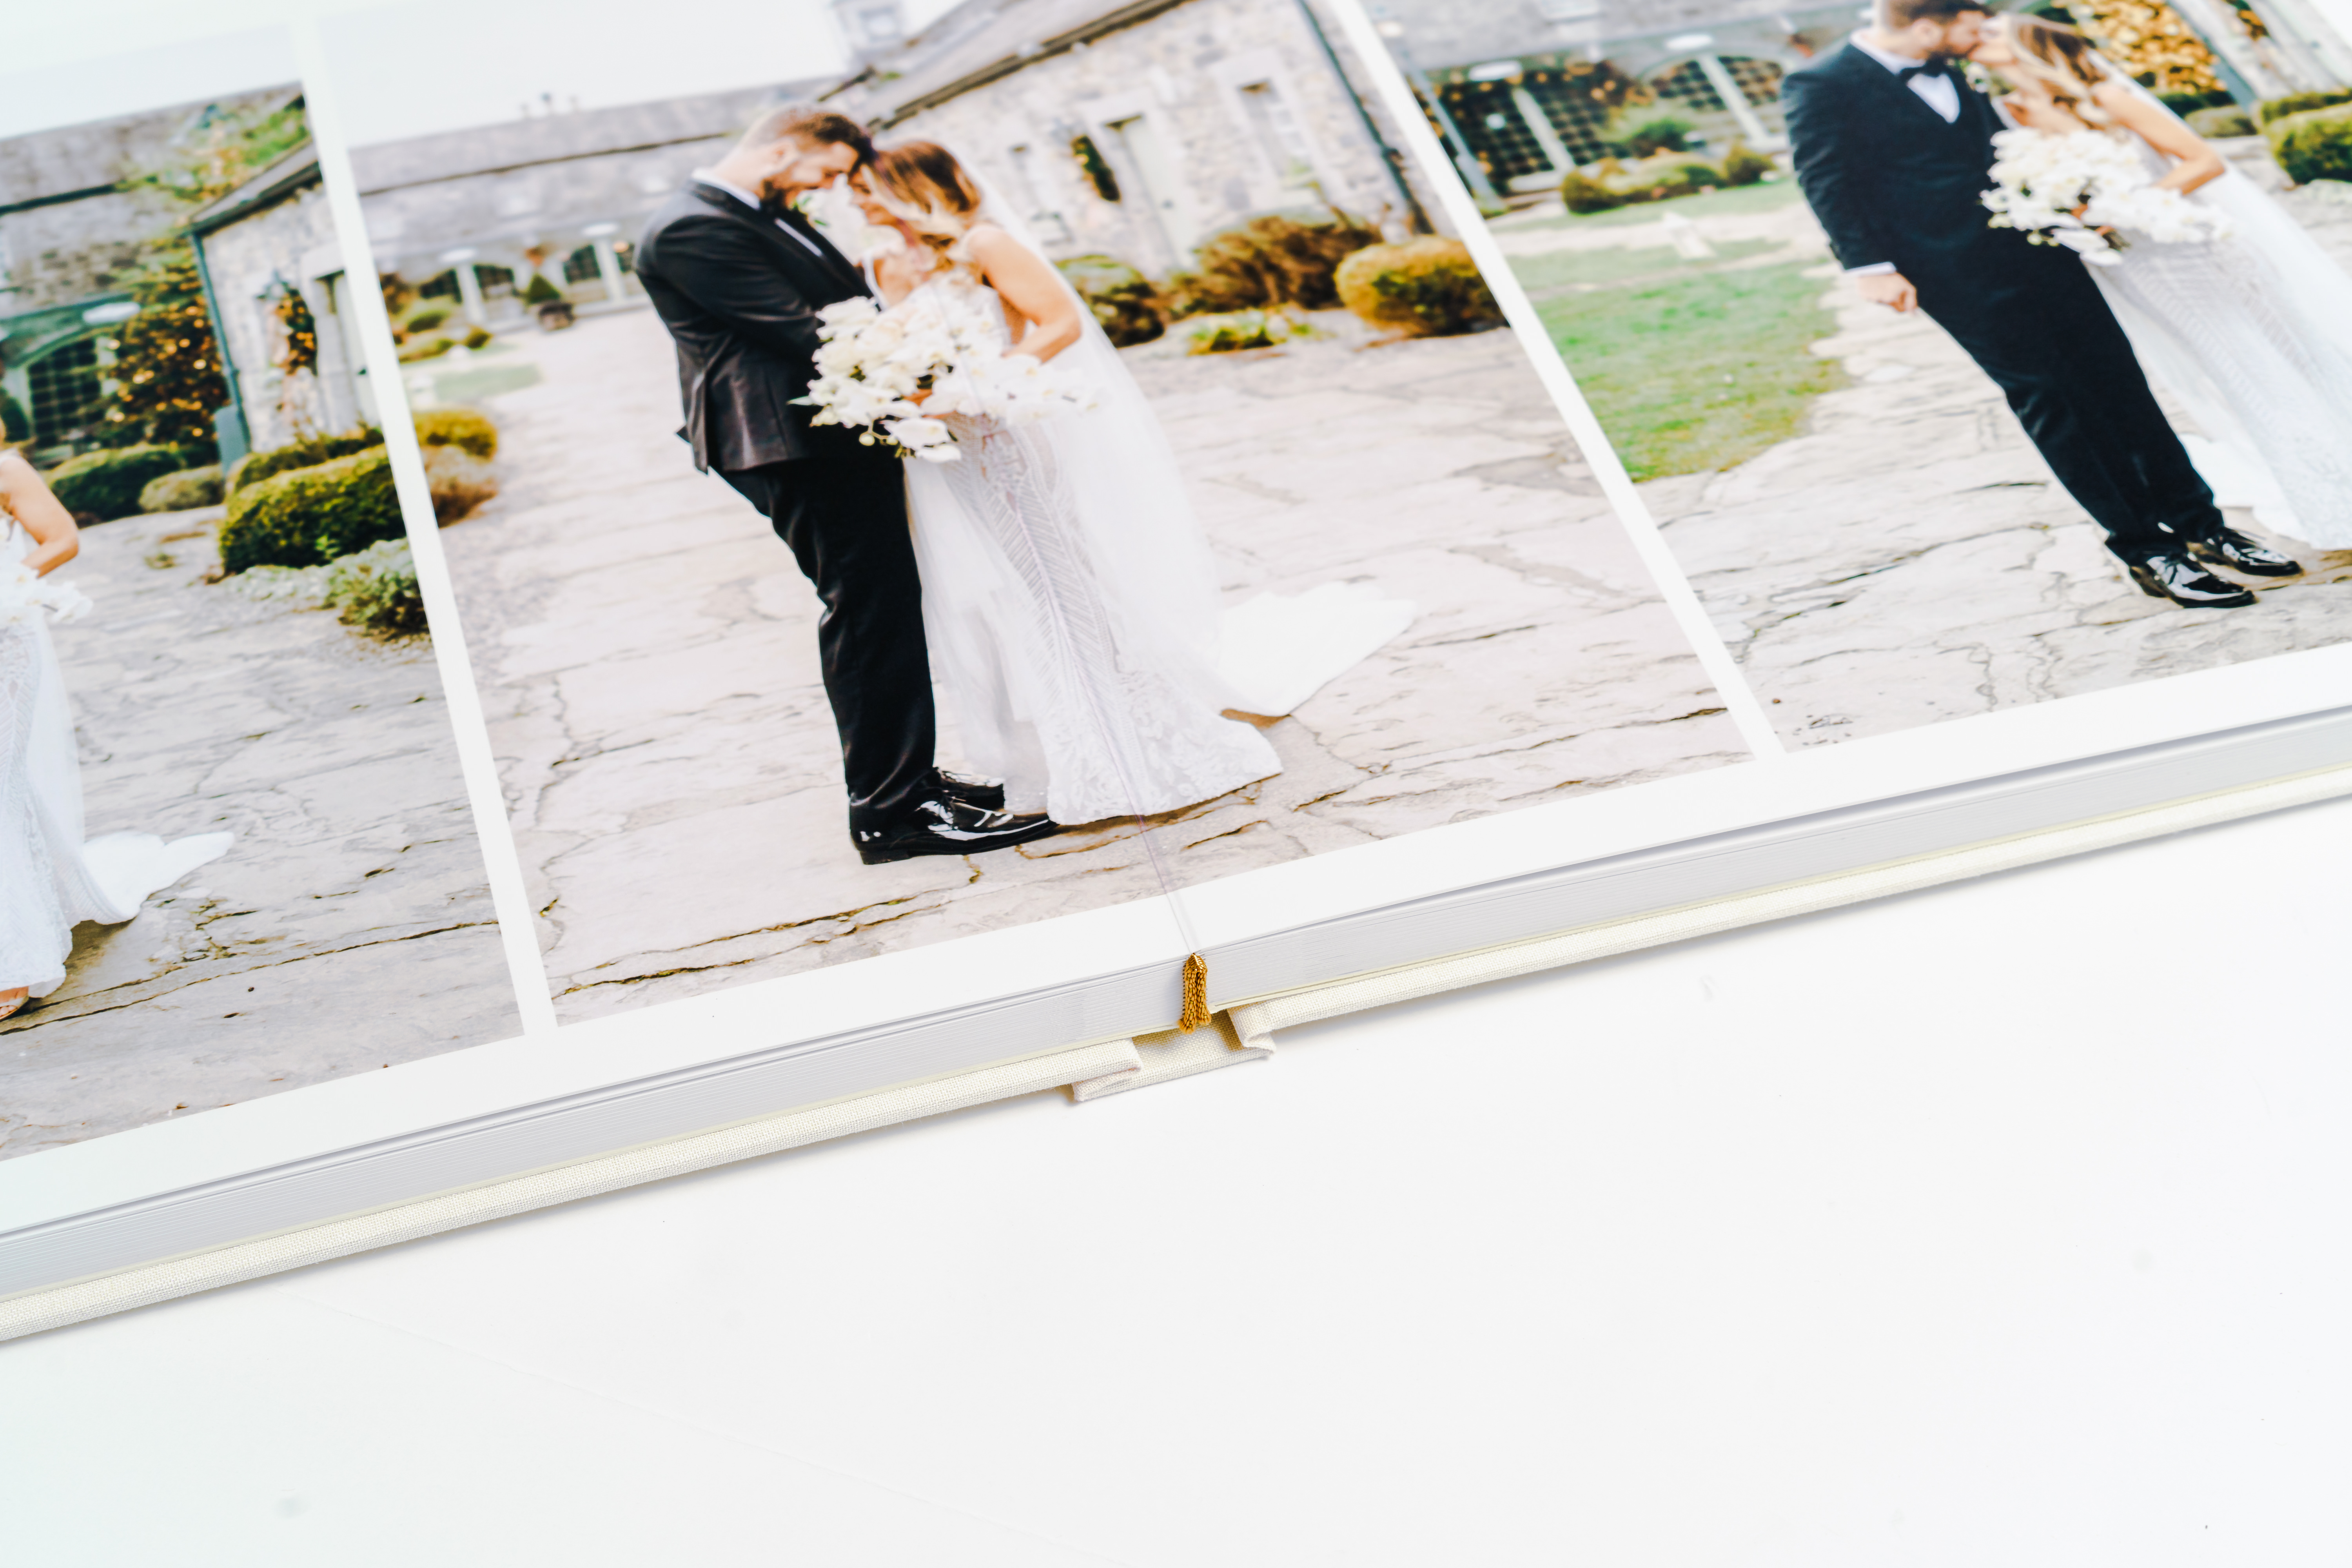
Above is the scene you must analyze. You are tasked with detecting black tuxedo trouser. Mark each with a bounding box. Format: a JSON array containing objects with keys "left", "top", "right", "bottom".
[
  {"left": 721, "top": 450, "right": 936, "bottom": 837},
  {"left": 1915, "top": 256, "right": 2219, "bottom": 554}
]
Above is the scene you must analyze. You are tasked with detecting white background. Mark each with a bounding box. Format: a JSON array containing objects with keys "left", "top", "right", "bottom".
[{"left": 8, "top": 794, "right": 2349, "bottom": 1564}]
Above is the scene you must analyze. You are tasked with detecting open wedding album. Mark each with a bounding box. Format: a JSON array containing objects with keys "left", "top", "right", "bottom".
[{"left": 5, "top": 0, "right": 2349, "bottom": 1338}]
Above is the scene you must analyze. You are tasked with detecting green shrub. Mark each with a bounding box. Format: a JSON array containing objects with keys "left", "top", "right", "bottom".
[
  {"left": 404, "top": 305, "right": 455, "bottom": 333},
  {"left": 1720, "top": 143, "right": 1779, "bottom": 187},
  {"left": 1162, "top": 213, "right": 1383, "bottom": 318},
  {"left": 2269, "top": 105, "right": 2352, "bottom": 184},
  {"left": 218, "top": 446, "right": 406, "bottom": 573},
  {"left": 1181, "top": 309, "right": 1319, "bottom": 355},
  {"left": 1612, "top": 112, "right": 1695, "bottom": 158},
  {"left": 461, "top": 324, "right": 494, "bottom": 349},
  {"left": 1056, "top": 254, "right": 1167, "bottom": 346},
  {"left": 139, "top": 464, "right": 225, "bottom": 512},
  {"left": 2160, "top": 88, "right": 2236, "bottom": 116},
  {"left": 1335, "top": 238, "right": 1505, "bottom": 338},
  {"left": 2186, "top": 104, "right": 2256, "bottom": 137},
  {"left": 324, "top": 538, "right": 426, "bottom": 637},
  {"left": 522, "top": 272, "right": 563, "bottom": 305},
  {"left": 226, "top": 426, "right": 383, "bottom": 495},
  {"left": 413, "top": 405, "right": 498, "bottom": 459},
  {"left": 1561, "top": 170, "right": 1626, "bottom": 214},
  {"left": 398, "top": 333, "right": 455, "bottom": 363},
  {"left": 47, "top": 443, "right": 200, "bottom": 520},
  {"left": 2260, "top": 90, "right": 2352, "bottom": 125},
  {"left": 424, "top": 444, "right": 499, "bottom": 523}
]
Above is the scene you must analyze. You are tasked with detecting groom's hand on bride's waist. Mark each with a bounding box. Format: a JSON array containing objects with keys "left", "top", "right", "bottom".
[{"left": 1855, "top": 271, "right": 1918, "bottom": 313}]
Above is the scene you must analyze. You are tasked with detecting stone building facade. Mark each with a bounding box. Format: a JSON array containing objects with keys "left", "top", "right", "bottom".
[
  {"left": 188, "top": 144, "right": 374, "bottom": 459},
  {"left": 350, "top": 84, "right": 826, "bottom": 325},
  {"left": 0, "top": 88, "right": 289, "bottom": 457},
  {"left": 824, "top": 0, "right": 1450, "bottom": 277}
]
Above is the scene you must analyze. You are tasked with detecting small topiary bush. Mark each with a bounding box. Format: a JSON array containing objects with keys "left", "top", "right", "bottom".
[
  {"left": 398, "top": 334, "right": 455, "bottom": 363},
  {"left": 2160, "top": 88, "right": 2237, "bottom": 117},
  {"left": 324, "top": 538, "right": 426, "bottom": 637},
  {"left": 425, "top": 444, "right": 499, "bottom": 523},
  {"left": 226, "top": 427, "right": 382, "bottom": 495},
  {"left": 48, "top": 444, "right": 201, "bottom": 521},
  {"left": 461, "top": 324, "right": 494, "bottom": 349},
  {"left": 218, "top": 446, "right": 406, "bottom": 573},
  {"left": 412, "top": 405, "right": 498, "bottom": 459},
  {"left": 1161, "top": 213, "right": 1383, "bottom": 318},
  {"left": 2269, "top": 105, "right": 2352, "bottom": 185},
  {"left": 1610, "top": 112, "right": 1696, "bottom": 158},
  {"left": 522, "top": 272, "right": 563, "bottom": 306},
  {"left": 2259, "top": 89, "right": 2352, "bottom": 125},
  {"left": 1335, "top": 238, "right": 1505, "bottom": 339},
  {"left": 139, "top": 464, "right": 225, "bottom": 513},
  {"left": 404, "top": 305, "right": 455, "bottom": 333},
  {"left": 2186, "top": 104, "right": 2256, "bottom": 137},
  {"left": 1560, "top": 169, "right": 1626, "bottom": 214},
  {"left": 1720, "top": 142, "right": 1779, "bottom": 187},
  {"left": 1057, "top": 254, "right": 1167, "bottom": 346}
]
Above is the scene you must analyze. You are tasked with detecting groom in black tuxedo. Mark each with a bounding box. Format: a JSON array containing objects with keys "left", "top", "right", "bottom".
[
  {"left": 635, "top": 106, "right": 1056, "bottom": 864},
  {"left": 1784, "top": 0, "right": 2300, "bottom": 606}
]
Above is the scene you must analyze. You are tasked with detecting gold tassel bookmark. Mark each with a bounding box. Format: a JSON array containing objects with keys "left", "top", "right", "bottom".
[{"left": 1178, "top": 952, "right": 1212, "bottom": 1033}]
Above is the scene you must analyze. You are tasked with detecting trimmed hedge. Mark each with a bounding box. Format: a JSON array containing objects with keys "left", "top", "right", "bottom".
[
  {"left": 2269, "top": 104, "right": 2352, "bottom": 185},
  {"left": 413, "top": 405, "right": 498, "bottom": 459},
  {"left": 1560, "top": 144, "right": 1776, "bottom": 215},
  {"left": 139, "top": 464, "right": 225, "bottom": 513},
  {"left": 218, "top": 446, "right": 406, "bottom": 574},
  {"left": 2259, "top": 89, "right": 2352, "bottom": 125},
  {"left": 424, "top": 444, "right": 499, "bottom": 523},
  {"left": 1058, "top": 254, "right": 1167, "bottom": 347},
  {"left": 48, "top": 444, "right": 202, "bottom": 521},
  {"left": 227, "top": 427, "right": 383, "bottom": 496},
  {"left": 1335, "top": 239, "right": 1504, "bottom": 338},
  {"left": 1163, "top": 213, "right": 1383, "bottom": 319}
]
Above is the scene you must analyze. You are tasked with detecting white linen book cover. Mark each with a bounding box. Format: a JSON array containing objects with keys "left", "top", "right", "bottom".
[{"left": 3, "top": 0, "right": 2348, "bottom": 1338}]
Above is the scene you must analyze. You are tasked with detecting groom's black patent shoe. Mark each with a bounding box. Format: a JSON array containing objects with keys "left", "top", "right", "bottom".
[
  {"left": 2123, "top": 550, "right": 2258, "bottom": 609},
  {"left": 856, "top": 797, "right": 1060, "bottom": 865},
  {"left": 2188, "top": 526, "right": 2302, "bottom": 578},
  {"left": 933, "top": 767, "right": 1007, "bottom": 812}
]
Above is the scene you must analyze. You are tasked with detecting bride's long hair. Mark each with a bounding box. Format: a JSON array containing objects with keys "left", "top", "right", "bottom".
[
  {"left": 1993, "top": 13, "right": 2122, "bottom": 127},
  {"left": 860, "top": 142, "right": 989, "bottom": 277}
]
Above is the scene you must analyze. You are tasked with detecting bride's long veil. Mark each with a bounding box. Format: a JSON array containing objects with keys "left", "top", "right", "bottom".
[{"left": 2092, "top": 65, "right": 2352, "bottom": 528}]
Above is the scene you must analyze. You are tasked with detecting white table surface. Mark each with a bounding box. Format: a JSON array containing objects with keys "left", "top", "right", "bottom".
[{"left": 8, "top": 795, "right": 2349, "bottom": 1565}]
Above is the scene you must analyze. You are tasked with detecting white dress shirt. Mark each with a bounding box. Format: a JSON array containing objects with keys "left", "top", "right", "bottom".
[
  {"left": 691, "top": 170, "right": 828, "bottom": 258},
  {"left": 1840, "top": 34, "right": 1966, "bottom": 276}
]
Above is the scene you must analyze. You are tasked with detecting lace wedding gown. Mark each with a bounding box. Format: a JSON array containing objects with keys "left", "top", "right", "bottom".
[
  {"left": 892, "top": 250, "right": 1415, "bottom": 825},
  {"left": 2077, "top": 109, "right": 2352, "bottom": 548},
  {"left": 2, "top": 519, "right": 230, "bottom": 1001}
]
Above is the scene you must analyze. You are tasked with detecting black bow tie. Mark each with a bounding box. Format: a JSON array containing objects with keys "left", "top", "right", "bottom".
[{"left": 1898, "top": 57, "right": 1953, "bottom": 81}]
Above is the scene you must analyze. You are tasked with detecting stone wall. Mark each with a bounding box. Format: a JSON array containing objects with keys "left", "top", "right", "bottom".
[
  {"left": 201, "top": 181, "right": 361, "bottom": 449},
  {"left": 0, "top": 89, "right": 293, "bottom": 316},
  {"left": 840, "top": 0, "right": 1449, "bottom": 277}
]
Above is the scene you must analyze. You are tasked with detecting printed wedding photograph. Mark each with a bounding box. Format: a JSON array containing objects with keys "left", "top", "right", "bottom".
[
  {"left": 317, "top": 0, "right": 1759, "bottom": 1024},
  {"left": 0, "top": 34, "right": 521, "bottom": 1158},
  {"left": 1364, "top": 0, "right": 2352, "bottom": 747}
]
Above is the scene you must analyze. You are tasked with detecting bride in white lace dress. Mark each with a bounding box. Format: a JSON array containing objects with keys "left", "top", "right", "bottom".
[
  {"left": 1, "top": 451, "right": 230, "bottom": 1021},
  {"left": 1973, "top": 13, "right": 2352, "bottom": 549},
  {"left": 844, "top": 142, "right": 1413, "bottom": 826}
]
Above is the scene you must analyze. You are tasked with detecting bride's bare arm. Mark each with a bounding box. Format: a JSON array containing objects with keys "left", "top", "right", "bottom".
[
  {"left": 967, "top": 229, "right": 1084, "bottom": 362},
  {"left": 2097, "top": 83, "right": 2227, "bottom": 193},
  {"left": 0, "top": 450, "right": 79, "bottom": 576}
]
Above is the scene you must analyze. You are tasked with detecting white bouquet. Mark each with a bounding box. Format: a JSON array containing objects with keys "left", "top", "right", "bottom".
[
  {"left": 0, "top": 557, "right": 91, "bottom": 628},
  {"left": 1982, "top": 127, "right": 2233, "bottom": 265},
  {"left": 797, "top": 287, "right": 1094, "bottom": 463}
]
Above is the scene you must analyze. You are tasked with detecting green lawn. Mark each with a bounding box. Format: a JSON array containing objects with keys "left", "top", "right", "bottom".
[
  {"left": 1494, "top": 177, "right": 1806, "bottom": 233},
  {"left": 1508, "top": 238, "right": 1782, "bottom": 295},
  {"left": 1526, "top": 259, "right": 1846, "bottom": 482}
]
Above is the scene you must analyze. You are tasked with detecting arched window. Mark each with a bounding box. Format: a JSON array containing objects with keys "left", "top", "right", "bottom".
[
  {"left": 419, "top": 270, "right": 461, "bottom": 301},
  {"left": 563, "top": 245, "right": 602, "bottom": 284}
]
